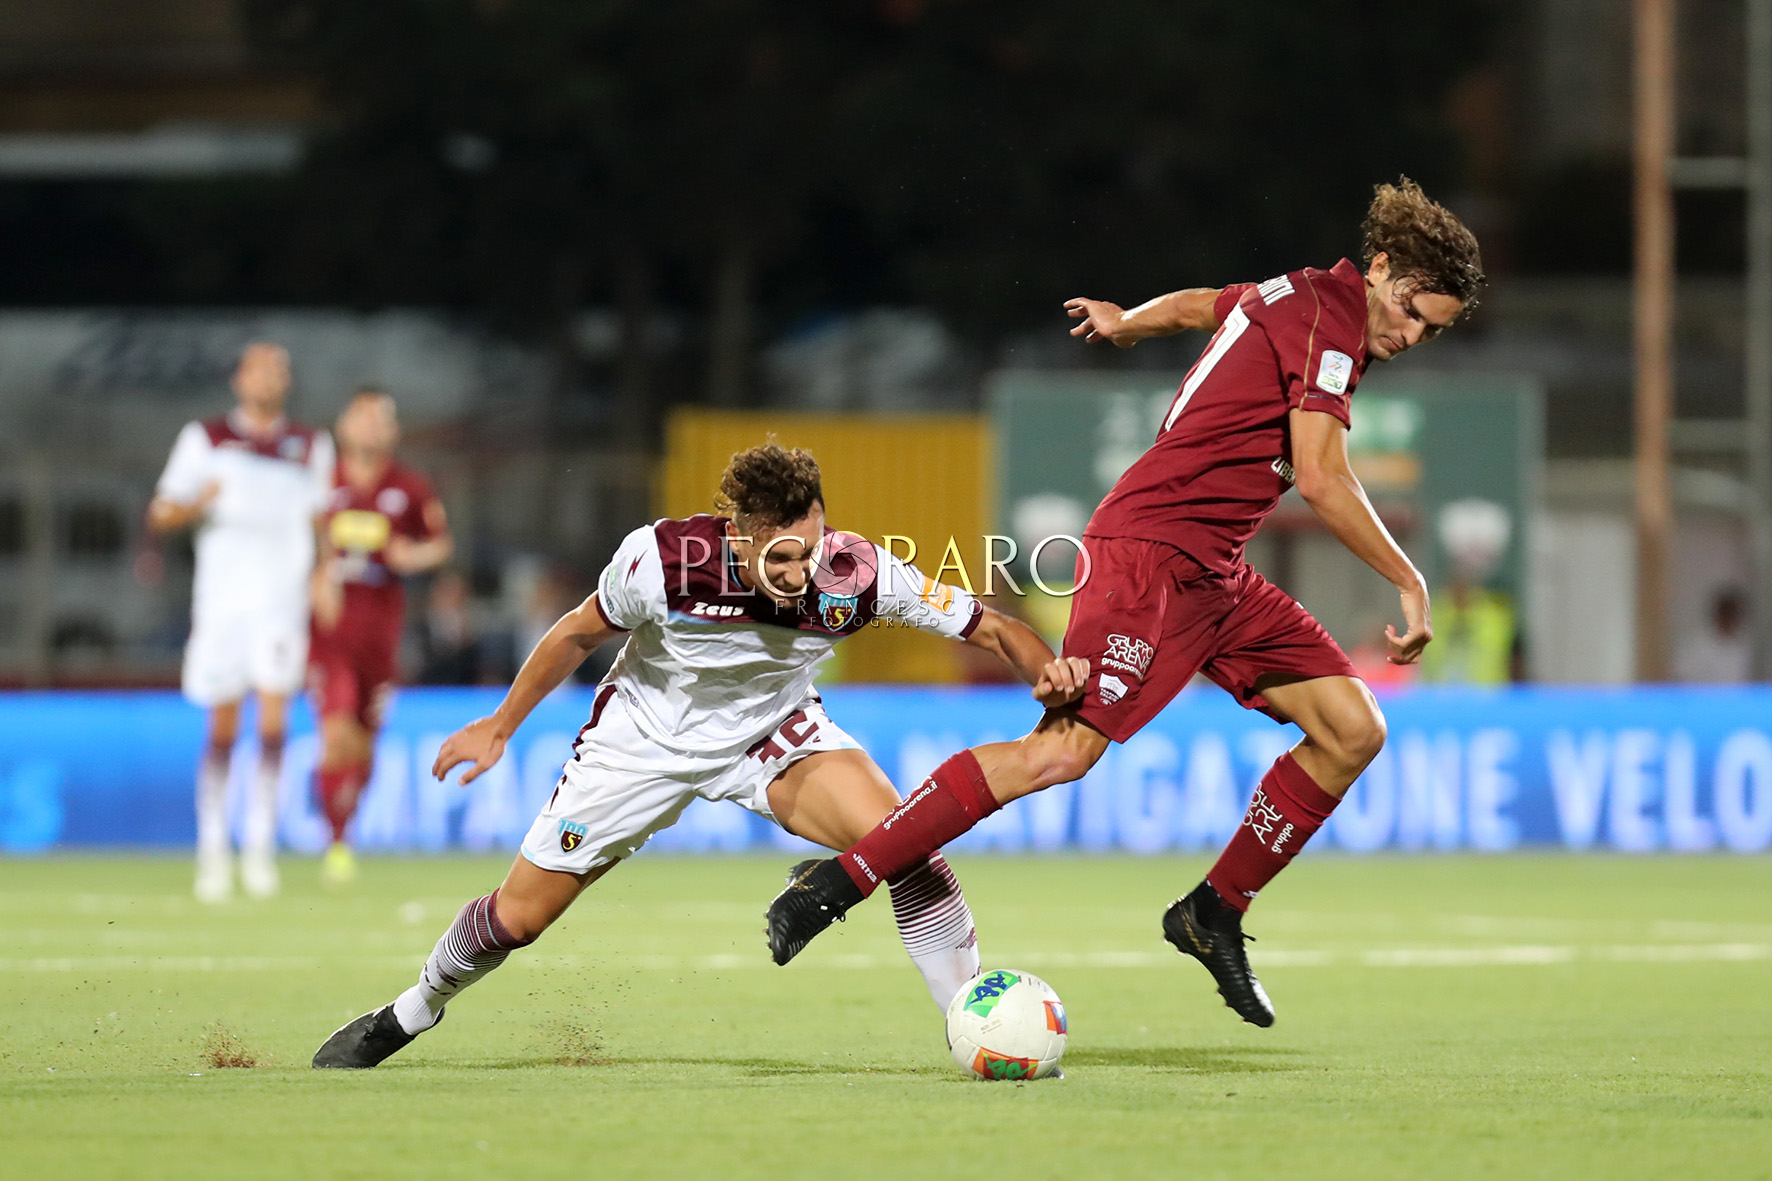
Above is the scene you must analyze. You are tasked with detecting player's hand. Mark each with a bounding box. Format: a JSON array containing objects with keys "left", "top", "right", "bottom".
[
  {"left": 384, "top": 536, "right": 420, "bottom": 575},
  {"left": 1065, "top": 298, "right": 1134, "bottom": 347},
  {"left": 196, "top": 481, "right": 221, "bottom": 511},
  {"left": 433, "top": 716, "right": 508, "bottom": 785},
  {"left": 311, "top": 568, "right": 343, "bottom": 631},
  {"left": 1386, "top": 582, "right": 1432, "bottom": 664},
  {"left": 1033, "top": 656, "right": 1090, "bottom": 708}
]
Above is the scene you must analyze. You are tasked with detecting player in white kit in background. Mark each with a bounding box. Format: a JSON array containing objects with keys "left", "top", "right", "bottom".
[
  {"left": 312, "top": 442, "right": 1088, "bottom": 1068},
  {"left": 149, "top": 343, "right": 335, "bottom": 902}
]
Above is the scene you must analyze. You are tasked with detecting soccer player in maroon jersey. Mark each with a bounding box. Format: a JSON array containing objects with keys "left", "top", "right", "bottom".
[
  {"left": 309, "top": 388, "right": 453, "bottom": 883},
  {"left": 767, "top": 178, "right": 1485, "bottom": 1027}
]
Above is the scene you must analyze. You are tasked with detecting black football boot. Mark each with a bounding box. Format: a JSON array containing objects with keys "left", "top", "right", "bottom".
[
  {"left": 766, "top": 857, "right": 864, "bottom": 966},
  {"left": 1162, "top": 882, "right": 1276, "bottom": 1028},
  {"left": 312, "top": 1004, "right": 437, "bottom": 1069}
]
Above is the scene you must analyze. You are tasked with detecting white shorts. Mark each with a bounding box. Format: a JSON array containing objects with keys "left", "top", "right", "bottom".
[
  {"left": 181, "top": 607, "right": 309, "bottom": 707},
  {"left": 520, "top": 687, "right": 862, "bottom": 874}
]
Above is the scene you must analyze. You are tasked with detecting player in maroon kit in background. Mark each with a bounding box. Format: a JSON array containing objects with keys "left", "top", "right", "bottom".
[
  {"left": 310, "top": 388, "right": 453, "bottom": 884},
  {"left": 769, "top": 179, "right": 1485, "bottom": 1028}
]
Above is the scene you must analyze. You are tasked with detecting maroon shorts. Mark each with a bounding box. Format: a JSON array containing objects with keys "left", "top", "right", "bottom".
[
  {"left": 1063, "top": 535, "right": 1356, "bottom": 742},
  {"left": 309, "top": 630, "right": 399, "bottom": 730}
]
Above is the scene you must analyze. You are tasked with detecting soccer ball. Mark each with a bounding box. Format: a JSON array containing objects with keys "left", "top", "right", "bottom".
[{"left": 945, "top": 968, "right": 1068, "bottom": 1081}]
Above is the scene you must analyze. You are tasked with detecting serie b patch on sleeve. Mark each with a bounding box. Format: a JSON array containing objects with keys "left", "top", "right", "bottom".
[{"left": 1316, "top": 349, "right": 1354, "bottom": 395}]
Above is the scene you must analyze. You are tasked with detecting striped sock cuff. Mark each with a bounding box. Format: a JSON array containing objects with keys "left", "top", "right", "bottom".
[{"left": 889, "top": 855, "right": 976, "bottom": 957}]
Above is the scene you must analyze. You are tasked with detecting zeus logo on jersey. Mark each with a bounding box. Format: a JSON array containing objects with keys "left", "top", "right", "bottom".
[
  {"left": 1317, "top": 349, "right": 1354, "bottom": 395},
  {"left": 1102, "top": 634, "right": 1154, "bottom": 678},
  {"left": 689, "top": 602, "right": 744, "bottom": 618}
]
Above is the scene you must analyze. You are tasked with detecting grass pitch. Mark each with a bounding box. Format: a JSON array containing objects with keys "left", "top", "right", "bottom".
[{"left": 1, "top": 853, "right": 1768, "bottom": 1179}]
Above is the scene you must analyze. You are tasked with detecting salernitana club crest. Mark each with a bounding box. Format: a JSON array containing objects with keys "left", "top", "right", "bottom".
[
  {"left": 559, "top": 820, "right": 588, "bottom": 852},
  {"left": 817, "top": 591, "right": 860, "bottom": 631}
]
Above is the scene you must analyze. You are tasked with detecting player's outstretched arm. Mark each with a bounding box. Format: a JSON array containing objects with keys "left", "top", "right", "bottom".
[
  {"left": 963, "top": 606, "right": 1089, "bottom": 707},
  {"left": 385, "top": 498, "right": 454, "bottom": 575},
  {"left": 1289, "top": 409, "right": 1432, "bottom": 664},
  {"left": 432, "top": 592, "right": 620, "bottom": 784},
  {"left": 1064, "top": 288, "right": 1223, "bottom": 347}
]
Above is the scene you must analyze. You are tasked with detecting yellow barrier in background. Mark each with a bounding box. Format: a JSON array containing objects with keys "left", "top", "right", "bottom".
[{"left": 659, "top": 409, "right": 994, "bottom": 683}]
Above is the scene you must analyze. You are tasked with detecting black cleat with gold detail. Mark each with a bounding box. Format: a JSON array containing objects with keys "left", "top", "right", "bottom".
[
  {"left": 766, "top": 857, "right": 863, "bottom": 966},
  {"left": 1162, "top": 882, "right": 1276, "bottom": 1028}
]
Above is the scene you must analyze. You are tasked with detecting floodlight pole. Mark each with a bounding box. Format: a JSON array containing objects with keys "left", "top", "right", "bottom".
[
  {"left": 1747, "top": 0, "right": 1772, "bottom": 678},
  {"left": 1634, "top": 0, "right": 1675, "bottom": 683}
]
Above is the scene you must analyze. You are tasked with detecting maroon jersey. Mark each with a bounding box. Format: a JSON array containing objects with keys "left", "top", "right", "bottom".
[
  {"left": 323, "top": 460, "right": 440, "bottom": 637},
  {"left": 1086, "top": 258, "right": 1370, "bottom": 574}
]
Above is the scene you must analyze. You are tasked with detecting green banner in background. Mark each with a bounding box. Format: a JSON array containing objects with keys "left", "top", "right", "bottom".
[{"left": 987, "top": 369, "right": 1544, "bottom": 680}]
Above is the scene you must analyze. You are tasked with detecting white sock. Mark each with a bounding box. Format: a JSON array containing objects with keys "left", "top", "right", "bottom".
[
  {"left": 196, "top": 750, "right": 231, "bottom": 863},
  {"left": 393, "top": 892, "right": 531, "bottom": 1035},
  {"left": 244, "top": 747, "right": 281, "bottom": 859},
  {"left": 888, "top": 853, "right": 980, "bottom": 1010}
]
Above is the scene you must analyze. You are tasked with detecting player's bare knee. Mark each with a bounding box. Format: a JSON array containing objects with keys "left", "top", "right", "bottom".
[
  {"left": 317, "top": 731, "right": 353, "bottom": 773},
  {"left": 1336, "top": 705, "right": 1387, "bottom": 773},
  {"left": 207, "top": 710, "right": 238, "bottom": 754}
]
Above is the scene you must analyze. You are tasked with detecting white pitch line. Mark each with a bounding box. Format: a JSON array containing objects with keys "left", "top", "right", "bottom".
[
  {"left": 1597, "top": 942, "right": 1772, "bottom": 963},
  {"left": 1362, "top": 945, "right": 1578, "bottom": 967}
]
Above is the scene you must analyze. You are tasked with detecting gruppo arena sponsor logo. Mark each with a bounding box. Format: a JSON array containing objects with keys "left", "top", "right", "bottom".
[{"left": 1102, "top": 634, "right": 1154, "bottom": 679}]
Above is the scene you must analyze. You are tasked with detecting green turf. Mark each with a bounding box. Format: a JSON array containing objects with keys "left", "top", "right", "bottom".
[{"left": 1, "top": 853, "right": 1768, "bottom": 1179}]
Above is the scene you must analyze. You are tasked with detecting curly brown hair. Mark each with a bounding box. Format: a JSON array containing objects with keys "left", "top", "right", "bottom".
[
  {"left": 1360, "top": 177, "right": 1485, "bottom": 314},
  {"left": 715, "top": 441, "right": 824, "bottom": 531}
]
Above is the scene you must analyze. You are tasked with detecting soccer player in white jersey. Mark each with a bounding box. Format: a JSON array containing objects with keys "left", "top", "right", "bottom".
[
  {"left": 149, "top": 342, "right": 335, "bottom": 902},
  {"left": 313, "top": 442, "right": 1088, "bottom": 1068}
]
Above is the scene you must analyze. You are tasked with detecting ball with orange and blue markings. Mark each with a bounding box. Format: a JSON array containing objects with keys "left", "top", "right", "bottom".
[{"left": 945, "top": 969, "right": 1068, "bottom": 1080}]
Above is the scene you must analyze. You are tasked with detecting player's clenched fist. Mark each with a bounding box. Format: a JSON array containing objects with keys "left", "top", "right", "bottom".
[
  {"left": 433, "top": 715, "right": 509, "bottom": 784},
  {"left": 1033, "top": 656, "right": 1090, "bottom": 708},
  {"left": 1385, "top": 582, "right": 1433, "bottom": 665}
]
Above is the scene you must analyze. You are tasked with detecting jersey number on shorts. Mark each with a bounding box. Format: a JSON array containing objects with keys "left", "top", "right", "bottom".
[{"left": 748, "top": 710, "right": 819, "bottom": 763}]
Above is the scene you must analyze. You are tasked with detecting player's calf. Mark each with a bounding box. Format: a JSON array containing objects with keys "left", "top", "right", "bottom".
[
  {"left": 886, "top": 852, "right": 980, "bottom": 1008},
  {"left": 389, "top": 890, "right": 535, "bottom": 1036},
  {"left": 241, "top": 731, "right": 284, "bottom": 898}
]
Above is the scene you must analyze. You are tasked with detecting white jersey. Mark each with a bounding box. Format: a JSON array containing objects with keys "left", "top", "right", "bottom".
[
  {"left": 594, "top": 514, "right": 981, "bottom": 752},
  {"left": 156, "top": 412, "right": 334, "bottom": 623}
]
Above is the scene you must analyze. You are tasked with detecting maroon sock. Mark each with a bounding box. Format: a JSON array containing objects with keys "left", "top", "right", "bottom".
[
  {"left": 838, "top": 750, "right": 999, "bottom": 898},
  {"left": 317, "top": 767, "right": 351, "bottom": 843},
  {"left": 1206, "top": 752, "right": 1341, "bottom": 912}
]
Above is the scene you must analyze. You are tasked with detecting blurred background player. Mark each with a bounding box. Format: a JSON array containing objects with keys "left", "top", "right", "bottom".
[
  {"left": 312, "top": 443, "right": 1085, "bottom": 1067},
  {"left": 310, "top": 388, "right": 452, "bottom": 884},
  {"left": 148, "top": 342, "right": 335, "bottom": 902}
]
